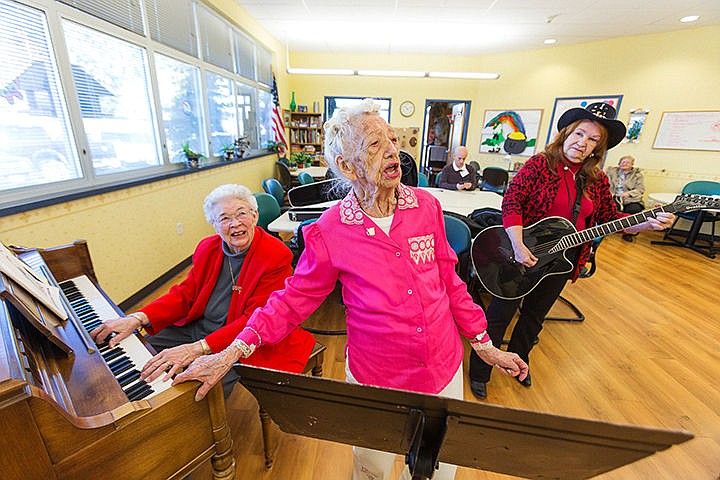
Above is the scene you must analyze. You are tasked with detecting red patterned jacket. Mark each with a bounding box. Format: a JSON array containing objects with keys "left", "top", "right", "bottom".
[
  {"left": 142, "top": 228, "right": 315, "bottom": 373},
  {"left": 502, "top": 153, "right": 626, "bottom": 281}
]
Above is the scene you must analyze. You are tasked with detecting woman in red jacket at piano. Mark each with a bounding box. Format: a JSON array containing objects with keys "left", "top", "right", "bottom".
[{"left": 89, "top": 184, "right": 315, "bottom": 397}]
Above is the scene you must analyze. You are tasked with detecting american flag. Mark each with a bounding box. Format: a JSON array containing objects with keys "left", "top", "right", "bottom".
[{"left": 270, "top": 73, "right": 288, "bottom": 157}]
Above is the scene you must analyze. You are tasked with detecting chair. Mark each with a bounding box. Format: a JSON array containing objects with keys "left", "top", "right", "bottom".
[
  {"left": 287, "top": 217, "right": 319, "bottom": 267},
  {"left": 297, "top": 171, "right": 315, "bottom": 185},
  {"left": 400, "top": 150, "right": 418, "bottom": 186},
  {"left": 274, "top": 161, "right": 293, "bottom": 191},
  {"left": 258, "top": 340, "right": 326, "bottom": 469},
  {"left": 417, "top": 172, "right": 429, "bottom": 187},
  {"left": 545, "top": 237, "right": 604, "bottom": 322},
  {"left": 479, "top": 167, "right": 509, "bottom": 195},
  {"left": 252, "top": 192, "right": 281, "bottom": 232},
  {"left": 434, "top": 170, "right": 446, "bottom": 188},
  {"left": 443, "top": 214, "right": 472, "bottom": 283},
  {"left": 653, "top": 180, "right": 720, "bottom": 258},
  {"left": 262, "top": 178, "right": 287, "bottom": 209},
  {"left": 468, "top": 160, "right": 481, "bottom": 176}
]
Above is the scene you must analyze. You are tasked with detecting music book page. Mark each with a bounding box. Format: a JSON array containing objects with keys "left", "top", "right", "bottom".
[{"left": 0, "top": 243, "right": 68, "bottom": 320}]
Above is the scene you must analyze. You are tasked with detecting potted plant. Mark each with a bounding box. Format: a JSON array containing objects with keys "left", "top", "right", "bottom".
[
  {"left": 181, "top": 142, "right": 206, "bottom": 169},
  {"left": 291, "top": 151, "right": 312, "bottom": 169},
  {"left": 266, "top": 140, "right": 288, "bottom": 159},
  {"left": 222, "top": 143, "right": 235, "bottom": 161},
  {"left": 235, "top": 136, "right": 251, "bottom": 159}
]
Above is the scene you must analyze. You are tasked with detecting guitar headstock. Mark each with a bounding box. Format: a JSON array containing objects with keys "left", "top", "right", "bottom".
[{"left": 668, "top": 193, "right": 720, "bottom": 213}]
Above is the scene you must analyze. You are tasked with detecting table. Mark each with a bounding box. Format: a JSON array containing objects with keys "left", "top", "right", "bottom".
[
  {"left": 289, "top": 166, "right": 327, "bottom": 178},
  {"left": 649, "top": 192, "right": 719, "bottom": 259},
  {"left": 268, "top": 187, "right": 502, "bottom": 233}
]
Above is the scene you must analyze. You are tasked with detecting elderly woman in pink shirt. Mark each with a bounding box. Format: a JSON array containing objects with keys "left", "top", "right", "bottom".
[{"left": 175, "top": 99, "right": 527, "bottom": 480}]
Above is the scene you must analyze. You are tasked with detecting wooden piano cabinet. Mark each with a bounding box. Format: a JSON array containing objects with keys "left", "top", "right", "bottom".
[{"left": 0, "top": 380, "right": 235, "bottom": 480}]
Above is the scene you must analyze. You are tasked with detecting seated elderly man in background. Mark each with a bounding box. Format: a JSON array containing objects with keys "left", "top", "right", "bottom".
[
  {"left": 89, "top": 183, "right": 316, "bottom": 397},
  {"left": 438, "top": 146, "right": 478, "bottom": 191},
  {"left": 606, "top": 155, "right": 646, "bottom": 241}
]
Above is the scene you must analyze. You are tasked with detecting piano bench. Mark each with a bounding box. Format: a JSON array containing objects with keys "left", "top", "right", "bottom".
[{"left": 258, "top": 340, "right": 327, "bottom": 469}]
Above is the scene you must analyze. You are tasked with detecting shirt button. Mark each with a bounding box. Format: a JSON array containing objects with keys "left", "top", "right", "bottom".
[
  {"left": 407, "top": 289, "right": 412, "bottom": 295},
  {"left": 395, "top": 252, "right": 401, "bottom": 257},
  {"left": 417, "top": 327, "right": 422, "bottom": 333}
]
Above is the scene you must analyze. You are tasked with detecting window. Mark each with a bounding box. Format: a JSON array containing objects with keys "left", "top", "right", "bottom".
[
  {"left": 0, "top": 0, "right": 81, "bottom": 192},
  {"left": 206, "top": 71, "right": 236, "bottom": 157},
  {"left": 325, "top": 96, "right": 391, "bottom": 123},
  {"left": 145, "top": 0, "right": 197, "bottom": 57},
  {"left": 64, "top": 20, "right": 161, "bottom": 175},
  {"left": 155, "top": 53, "right": 205, "bottom": 164},
  {"left": 256, "top": 88, "right": 273, "bottom": 150},
  {"left": 1, "top": 0, "right": 277, "bottom": 213}
]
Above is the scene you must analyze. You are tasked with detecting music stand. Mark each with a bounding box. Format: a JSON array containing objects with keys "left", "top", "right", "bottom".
[{"left": 234, "top": 364, "right": 692, "bottom": 480}]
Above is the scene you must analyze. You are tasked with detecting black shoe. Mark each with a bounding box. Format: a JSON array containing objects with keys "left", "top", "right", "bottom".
[
  {"left": 516, "top": 372, "right": 532, "bottom": 388},
  {"left": 470, "top": 380, "right": 487, "bottom": 399},
  {"left": 622, "top": 234, "right": 634, "bottom": 242}
]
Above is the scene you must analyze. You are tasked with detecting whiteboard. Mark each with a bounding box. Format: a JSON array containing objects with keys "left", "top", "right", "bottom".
[{"left": 653, "top": 111, "right": 720, "bottom": 151}]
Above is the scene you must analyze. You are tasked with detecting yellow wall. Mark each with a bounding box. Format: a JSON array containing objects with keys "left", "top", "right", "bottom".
[
  {"left": 1, "top": 156, "right": 275, "bottom": 303},
  {"left": 289, "top": 25, "right": 720, "bottom": 195}
]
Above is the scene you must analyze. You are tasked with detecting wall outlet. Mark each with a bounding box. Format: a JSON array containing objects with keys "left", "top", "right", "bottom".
[{"left": 176, "top": 223, "right": 183, "bottom": 235}]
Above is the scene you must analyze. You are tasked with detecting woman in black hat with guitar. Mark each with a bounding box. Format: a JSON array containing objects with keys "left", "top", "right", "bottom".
[{"left": 467, "top": 102, "right": 676, "bottom": 399}]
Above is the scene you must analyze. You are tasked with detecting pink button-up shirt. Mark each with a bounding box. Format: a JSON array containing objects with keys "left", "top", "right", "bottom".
[{"left": 239, "top": 184, "right": 488, "bottom": 394}]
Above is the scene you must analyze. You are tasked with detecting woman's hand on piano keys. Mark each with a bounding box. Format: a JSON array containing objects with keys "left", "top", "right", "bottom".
[
  {"left": 89, "top": 317, "right": 138, "bottom": 348},
  {"left": 141, "top": 342, "right": 205, "bottom": 383}
]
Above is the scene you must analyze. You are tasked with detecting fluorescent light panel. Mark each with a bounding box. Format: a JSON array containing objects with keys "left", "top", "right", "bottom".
[
  {"left": 285, "top": 67, "right": 500, "bottom": 80},
  {"left": 428, "top": 71, "right": 500, "bottom": 80},
  {"left": 356, "top": 69, "right": 426, "bottom": 77},
  {"left": 286, "top": 67, "right": 354, "bottom": 75}
]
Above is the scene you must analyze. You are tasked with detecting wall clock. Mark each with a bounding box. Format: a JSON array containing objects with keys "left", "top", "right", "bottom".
[{"left": 400, "top": 100, "right": 415, "bottom": 117}]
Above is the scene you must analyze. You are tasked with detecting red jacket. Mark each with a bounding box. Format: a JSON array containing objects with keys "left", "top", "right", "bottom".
[{"left": 142, "top": 228, "right": 315, "bottom": 373}]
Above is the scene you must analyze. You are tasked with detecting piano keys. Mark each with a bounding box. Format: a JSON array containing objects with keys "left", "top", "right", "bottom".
[{"left": 0, "top": 240, "right": 235, "bottom": 480}]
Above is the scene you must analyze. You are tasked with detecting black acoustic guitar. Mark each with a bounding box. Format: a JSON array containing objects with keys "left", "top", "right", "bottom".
[{"left": 471, "top": 194, "right": 720, "bottom": 300}]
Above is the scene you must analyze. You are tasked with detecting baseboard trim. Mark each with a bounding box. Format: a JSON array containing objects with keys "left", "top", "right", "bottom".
[{"left": 119, "top": 255, "right": 192, "bottom": 311}]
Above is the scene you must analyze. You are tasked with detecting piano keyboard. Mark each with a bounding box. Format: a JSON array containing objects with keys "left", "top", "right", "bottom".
[{"left": 59, "top": 275, "right": 172, "bottom": 401}]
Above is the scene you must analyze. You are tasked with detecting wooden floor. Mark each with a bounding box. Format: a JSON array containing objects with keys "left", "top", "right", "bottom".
[{"left": 135, "top": 231, "right": 720, "bottom": 480}]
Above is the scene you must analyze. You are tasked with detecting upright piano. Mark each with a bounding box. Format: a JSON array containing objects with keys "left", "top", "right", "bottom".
[{"left": 0, "top": 240, "right": 235, "bottom": 480}]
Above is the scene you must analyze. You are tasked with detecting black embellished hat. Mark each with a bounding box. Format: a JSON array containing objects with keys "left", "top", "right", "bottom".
[{"left": 557, "top": 102, "right": 626, "bottom": 149}]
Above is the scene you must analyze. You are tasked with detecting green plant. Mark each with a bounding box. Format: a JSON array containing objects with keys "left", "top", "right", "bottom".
[
  {"left": 222, "top": 143, "right": 234, "bottom": 152},
  {"left": 290, "top": 151, "right": 312, "bottom": 165},
  {"left": 181, "top": 142, "right": 206, "bottom": 159},
  {"left": 266, "top": 140, "right": 287, "bottom": 153}
]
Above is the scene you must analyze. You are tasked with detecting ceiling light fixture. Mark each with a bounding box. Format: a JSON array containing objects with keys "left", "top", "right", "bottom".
[
  {"left": 544, "top": 39, "right": 557, "bottom": 45},
  {"left": 356, "top": 69, "right": 426, "bottom": 77},
  {"left": 428, "top": 71, "right": 500, "bottom": 80},
  {"left": 286, "top": 67, "right": 355, "bottom": 75},
  {"left": 680, "top": 15, "right": 700, "bottom": 23}
]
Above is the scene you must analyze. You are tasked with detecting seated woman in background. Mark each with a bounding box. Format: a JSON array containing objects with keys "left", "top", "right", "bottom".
[
  {"left": 438, "top": 146, "right": 478, "bottom": 190},
  {"left": 606, "top": 155, "right": 646, "bottom": 241},
  {"left": 89, "top": 184, "right": 315, "bottom": 397},
  {"left": 174, "top": 99, "right": 527, "bottom": 480}
]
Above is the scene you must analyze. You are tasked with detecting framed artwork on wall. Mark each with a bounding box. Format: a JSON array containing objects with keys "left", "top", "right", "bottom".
[
  {"left": 546, "top": 95, "right": 623, "bottom": 144},
  {"left": 479, "top": 109, "right": 543, "bottom": 156}
]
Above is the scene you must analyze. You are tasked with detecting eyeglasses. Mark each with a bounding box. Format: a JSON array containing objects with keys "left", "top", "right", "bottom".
[{"left": 214, "top": 209, "right": 253, "bottom": 227}]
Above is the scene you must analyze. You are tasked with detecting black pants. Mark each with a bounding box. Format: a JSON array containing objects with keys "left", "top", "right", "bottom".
[
  {"left": 469, "top": 272, "right": 570, "bottom": 383},
  {"left": 616, "top": 199, "right": 644, "bottom": 214},
  {"left": 148, "top": 325, "right": 239, "bottom": 399}
]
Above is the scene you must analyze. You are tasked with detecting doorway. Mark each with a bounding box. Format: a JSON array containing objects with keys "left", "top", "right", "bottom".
[{"left": 421, "top": 99, "right": 471, "bottom": 183}]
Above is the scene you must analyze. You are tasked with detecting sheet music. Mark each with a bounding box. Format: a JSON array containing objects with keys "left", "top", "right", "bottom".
[{"left": 0, "top": 243, "right": 67, "bottom": 320}]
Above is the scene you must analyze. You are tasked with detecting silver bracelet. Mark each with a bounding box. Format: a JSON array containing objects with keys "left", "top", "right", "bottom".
[
  {"left": 128, "top": 312, "right": 146, "bottom": 328},
  {"left": 230, "top": 339, "right": 256, "bottom": 359},
  {"left": 469, "top": 331, "right": 488, "bottom": 345},
  {"left": 472, "top": 338, "right": 494, "bottom": 351}
]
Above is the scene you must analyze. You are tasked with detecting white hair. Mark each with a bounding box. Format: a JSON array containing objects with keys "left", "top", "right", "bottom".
[
  {"left": 202, "top": 184, "right": 257, "bottom": 223},
  {"left": 323, "top": 99, "right": 384, "bottom": 203}
]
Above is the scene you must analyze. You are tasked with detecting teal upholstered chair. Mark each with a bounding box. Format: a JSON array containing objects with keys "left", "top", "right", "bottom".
[
  {"left": 417, "top": 172, "right": 429, "bottom": 187},
  {"left": 252, "top": 192, "right": 281, "bottom": 232},
  {"left": 262, "top": 178, "right": 286, "bottom": 207},
  {"left": 479, "top": 167, "right": 509, "bottom": 195},
  {"left": 443, "top": 213, "right": 472, "bottom": 282},
  {"left": 298, "top": 171, "right": 315, "bottom": 185}
]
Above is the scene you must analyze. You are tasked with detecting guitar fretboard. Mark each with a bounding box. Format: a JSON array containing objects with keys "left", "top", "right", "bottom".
[{"left": 549, "top": 197, "right": 694, "bottom": 253}]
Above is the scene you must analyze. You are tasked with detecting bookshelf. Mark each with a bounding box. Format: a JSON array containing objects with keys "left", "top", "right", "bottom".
[{"left": 287, "top": 111, "right": 323, "bottom": 154}]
